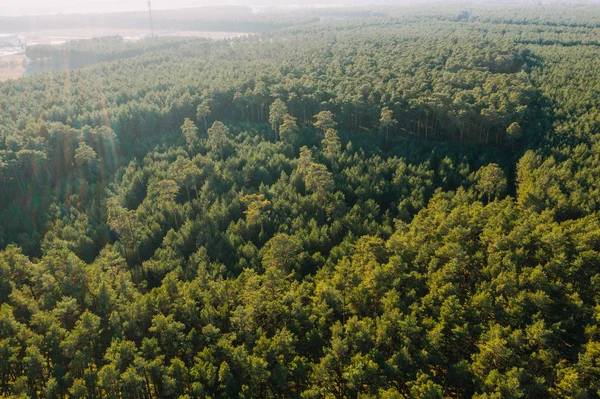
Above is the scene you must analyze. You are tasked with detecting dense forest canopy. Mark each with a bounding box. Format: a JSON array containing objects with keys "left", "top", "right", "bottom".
[{"left": 1, "top": 4, "right": 600, "bottom": 398}]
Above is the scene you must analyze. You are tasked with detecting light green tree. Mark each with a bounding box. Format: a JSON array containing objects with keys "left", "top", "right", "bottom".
[
  {"left": 322, "top": 128, "right": 342, "bottom": 170},
  {"left": 181, "top": 118, "right": 199, "bottom": 152},
  {"left": 379, "top": 106, "right": 397, "bottom": 144},
  {"left": 196, "top": 100, "right": 211, "bottom": 131},
  {"left": 207, "top": 121, "right": 230, "bottom": 160},
  {"left": 74, "top": 142, "right": 97, "bottom": 167},
  {"left": 269, "top": 98, "right": 288, "bottom": 141},
  {"left": 279, "top": 114, "right": 298, "bottom": 143},
  {"left": 477, "top": 163, "right": 507, "bottom": 203},
  {"left": 313, "top": 110, "right": 337, "bottom": 133}
]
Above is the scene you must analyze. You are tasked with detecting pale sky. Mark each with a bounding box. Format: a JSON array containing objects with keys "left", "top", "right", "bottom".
[
  {"left": 1, "top": 1, "right": 230, "bottom": 16},
  {"left": 0, "top": 0, "right": 374, "bottom": 17}
]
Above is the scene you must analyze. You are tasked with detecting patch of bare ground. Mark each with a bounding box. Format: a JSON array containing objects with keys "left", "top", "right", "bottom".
[
  {"left": 0, "top": 55, "right": 26, "bottom": 82},
  {"left": 14, "top": 28, "right": 249, "bottom": 46}
]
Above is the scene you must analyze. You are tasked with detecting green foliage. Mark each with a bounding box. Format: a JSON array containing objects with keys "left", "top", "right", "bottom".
[
  {"left": 2, "top": 5, "right": 600, "bottom": 398},
  {"left": 196, "top": 100, "right": 211, "bottom": 131},
  {"left": 476, "top": 163, "right": 508, "bottom": 203},
  {"left": 207, "top": 121, "right": 230, "bottom": 160},
  {"left": 182, "top": 118, "right": 199, "bottom": 152},
  {"left": 313, "top": 111, "right": 337, "bottom": 134},
  {"left": 280, "top": 114, "right": 299, "bottom": 144},
  {"left": 269, "top": 99, "right": 289, "bottom": 141}
]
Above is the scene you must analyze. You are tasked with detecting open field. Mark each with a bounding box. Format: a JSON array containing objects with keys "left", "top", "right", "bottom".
[
  {"left": 4, "top": 28, "right": 250, "bottom": 46},
  {"left": 0, "top": 29, "right": 250, "bottom": 81},
  {"left": 0, "top": 54, "right": 26, "bottom": 82}
]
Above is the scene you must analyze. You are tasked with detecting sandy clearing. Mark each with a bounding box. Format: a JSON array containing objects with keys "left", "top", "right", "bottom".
[
  {"left": 0, "top": 29, "right": 250, "bottom": 81},
  {"left": 0, "top": 54, "right": 26, "bottom": 82},
  {"left": 7, "top": 28, "right": 250, "bottom": 46}
]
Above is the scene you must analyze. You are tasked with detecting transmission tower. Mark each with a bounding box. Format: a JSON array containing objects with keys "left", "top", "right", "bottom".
[{"left": 147, "top": 0, "right": 155, "bottom": 37}]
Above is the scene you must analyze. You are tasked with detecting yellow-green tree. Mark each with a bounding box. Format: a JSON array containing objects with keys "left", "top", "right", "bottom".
[{"left": 207, "top": 121, "right": 230, "bottom": 160}]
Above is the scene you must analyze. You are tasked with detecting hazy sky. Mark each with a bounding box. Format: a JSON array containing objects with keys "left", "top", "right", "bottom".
[
  {"left": 2, "top": 1, "right": 226, "bottom": 16},
  {"left": 1, "top": 0, "right": 373, "bottom": 17}
]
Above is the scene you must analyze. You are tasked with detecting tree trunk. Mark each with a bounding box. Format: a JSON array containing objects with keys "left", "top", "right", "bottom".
[
  {"left": 125, "top": 213, "right": 141, "bottom": 266},
  {"left": 386, "top": 125, "right": 389, "bottom": 146},
  {"left": 12, "top": 169, "right": 24, "bottom": 195}
]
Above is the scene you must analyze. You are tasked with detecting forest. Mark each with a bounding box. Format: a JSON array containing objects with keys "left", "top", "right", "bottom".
[{"left": 1, "top": 4, "right": 600, "bottom": 398}]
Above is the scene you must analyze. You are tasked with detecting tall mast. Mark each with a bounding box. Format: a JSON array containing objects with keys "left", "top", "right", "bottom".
[{"left": 147, "top": 0, "right": 155, "bottom": 37}]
